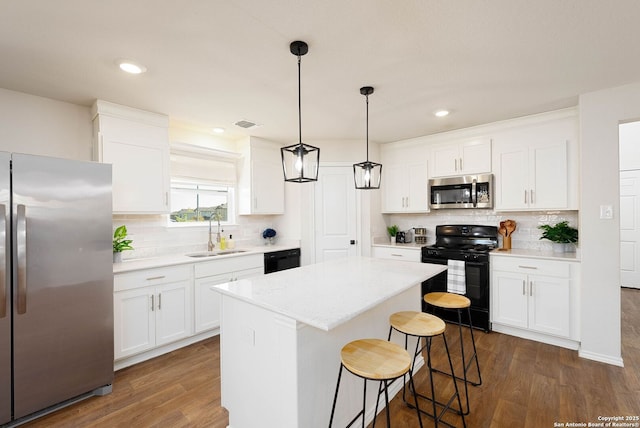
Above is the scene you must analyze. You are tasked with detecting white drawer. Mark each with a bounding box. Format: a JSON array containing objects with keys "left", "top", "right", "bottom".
[
  {"left": 114, "top": 264, "right": 191, "bottom": 292},
  {"left": 194, "top": 253, "right": 263, "bottom": 278},
  {"left": 371, "top": 246, "right": 421, "bottom": 262},
  {"left": 491, "top": 256, "right": 570, "bottom": 278}
]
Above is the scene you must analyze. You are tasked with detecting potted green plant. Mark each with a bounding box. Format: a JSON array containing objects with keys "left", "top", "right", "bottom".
[
  {"left": 113, "top": 225, "right": 134, "bottom": 262},
  {"left": 387, "top": 224, "right": 399, "bottom": 244},
  {"left": 538, "top": 221, "right": 578, "bottom": 253}
]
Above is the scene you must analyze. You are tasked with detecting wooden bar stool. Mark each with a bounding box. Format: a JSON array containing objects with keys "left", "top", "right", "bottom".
[
  {"left": 423, "top": 292, "right": 481, "bottom": 415},
  {"left": 388, "top": 311, "right": 466, "bottom": 428},
  {"left": 328, "top": 338, "right": 423, "bottom": 428}
]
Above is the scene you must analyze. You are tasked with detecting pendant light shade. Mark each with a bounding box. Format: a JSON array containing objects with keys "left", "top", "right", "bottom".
[
  {"left": 281, "top": 41, "right": 320, "bottom": 183},
  {"left": 353, "top": 86, "right": 382, "bottom": 189}
]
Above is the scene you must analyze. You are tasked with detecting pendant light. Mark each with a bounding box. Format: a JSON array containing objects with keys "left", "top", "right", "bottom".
[
  {"left": 353, "top": 86, "right": 382, "bottom": 189},
  {"left": 281, "top": 41, "right": 320, "bottom": 183}
]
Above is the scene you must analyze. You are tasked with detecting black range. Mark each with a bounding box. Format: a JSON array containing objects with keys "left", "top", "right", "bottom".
[{"left": 421, "top": 224, "right": 498, "bottom": 332}]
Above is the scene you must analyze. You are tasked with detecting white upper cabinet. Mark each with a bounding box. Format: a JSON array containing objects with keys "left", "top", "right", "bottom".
[
  {"left": 92, "top": 100, "right": 170, "bottom": 214},
  {"left": 237, "top": 137, "right": 285, "bottom": 215},
  {"left": 381, "top": 140, "right": 429, "bottom": 213},
  {"left": 430, "top": 137, "right": 491, "bottom": 177},
  {"left": 492, "top": 110, "right": 578, "bottom": 211}
]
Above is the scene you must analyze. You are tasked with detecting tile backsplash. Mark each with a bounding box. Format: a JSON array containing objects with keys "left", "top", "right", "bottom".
[
  {"left": 383, "top": 210, "right": 579, "bottom": 251},
  {"left": 112, "top": 214, "right": 284, "bottom": 260}
]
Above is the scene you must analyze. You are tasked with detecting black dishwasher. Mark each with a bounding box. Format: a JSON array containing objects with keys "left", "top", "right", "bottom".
[{"left": 264, "top": 248, "right": 301, "bottom": 274}]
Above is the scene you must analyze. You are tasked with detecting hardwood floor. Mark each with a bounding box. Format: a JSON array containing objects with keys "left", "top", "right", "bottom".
[{"left": 24, "top": 288, "right": 640, "bottom": 427}]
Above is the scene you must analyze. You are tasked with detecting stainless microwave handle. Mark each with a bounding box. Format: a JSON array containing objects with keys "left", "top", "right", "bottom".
[{"left": 471, "top": 179, "right": 477, "bottom": 207}]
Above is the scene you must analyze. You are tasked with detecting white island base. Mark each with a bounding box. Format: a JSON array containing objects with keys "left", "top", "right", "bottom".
[{"left": 215, "top": 257, "right": 446, "bottom": 428}]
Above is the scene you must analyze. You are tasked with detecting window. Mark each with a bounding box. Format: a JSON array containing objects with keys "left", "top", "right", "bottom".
[
  {"left": 168, "top": 144, "right": 239, "bottom": 225},
  {"left": 169, "top": 181, "right": 234, "bottom": 224}
]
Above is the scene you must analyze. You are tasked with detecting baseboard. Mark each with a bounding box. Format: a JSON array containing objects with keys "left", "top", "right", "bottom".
[
  {"left": 114, "top": 329, "right": 219, "bottom": 371},
  {"left": 578, "top": 350, "right": 624, "bottom": 367},
  {"left": 491, "top": 324, "right": 580, "bottom": 350}
]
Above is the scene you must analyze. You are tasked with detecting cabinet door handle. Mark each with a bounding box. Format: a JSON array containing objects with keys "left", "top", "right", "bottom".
[
  {"left": 524, "top": 190, "right": 528, "bottom": 204},
  {"left": 158, "top": 293, "right": 162, "bottom": 310},
  {"left": 391, "top": 254, "right": 403, "bottom": 257},
  {"left": 459, "top": 157, "right": 463, "bottom": 171},
  {"left": 522, "top": 280, "right": 526, "bottom": 295},
  {"left": 530, "top": 281, "right": 534, "bottom": 296},
  {"left": 518, "top": 265, "right": 538, "bottom": 270},
  {"left": 530, "top": 189, "right": 534, "bottom": 204},
  {"left": 454, "top": 158, "right": 458, "bottom": 171},
  {"left": 146, "top": 276, "right": 166, "bottom": 281},
  {"left": 151, "top": 294, "right": 155, "bottom": 312}
]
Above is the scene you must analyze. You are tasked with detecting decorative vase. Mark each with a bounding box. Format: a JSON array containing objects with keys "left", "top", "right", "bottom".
[
  {"left": 390, "top": 236, "right": 396, "bottom": 245},
  {"left": 113, "top": 252, "right": 122, "bottom": 263}
]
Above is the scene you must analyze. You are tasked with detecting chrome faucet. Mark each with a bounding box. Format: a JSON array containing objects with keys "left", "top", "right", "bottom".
[{"left": 208, "top": 216, "right": 215, "bottom": 251}]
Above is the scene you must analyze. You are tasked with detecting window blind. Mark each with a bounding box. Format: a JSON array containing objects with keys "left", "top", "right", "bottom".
[{"left": 170, "top": 152, "right": 237, "bottom": 184}]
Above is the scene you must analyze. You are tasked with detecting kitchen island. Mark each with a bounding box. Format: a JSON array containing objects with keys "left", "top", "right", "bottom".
[{"left": 213, "top": 256, "right": 446, "bottom": 428}]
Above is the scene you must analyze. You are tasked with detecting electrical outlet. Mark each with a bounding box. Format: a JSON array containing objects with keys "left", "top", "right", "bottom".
[{"left": 599, "top": 205, "right": 613, "bottom": 219}]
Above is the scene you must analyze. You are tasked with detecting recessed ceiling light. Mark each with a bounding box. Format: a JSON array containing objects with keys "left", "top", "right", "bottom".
[
  {"left": 212, "top": 127, "right": 225, "bottom": 134},
  {"left": 435, "top": 110, "right": 450, "bottom": 118},
  {"left": 117, "top": 60, "right": 147, "bottom": 74}
]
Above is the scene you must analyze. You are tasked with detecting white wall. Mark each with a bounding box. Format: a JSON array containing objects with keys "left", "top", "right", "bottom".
[
  {"left": 0, "top": 88, "right": 92, "bottom": 160},
  {"left": 578, "top": 81, "right": 640, "bottom": 366}
]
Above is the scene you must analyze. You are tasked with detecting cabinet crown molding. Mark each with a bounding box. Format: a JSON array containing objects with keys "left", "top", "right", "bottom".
[{"left": 92, "top": 100, "right": 169, "bottom": 128}]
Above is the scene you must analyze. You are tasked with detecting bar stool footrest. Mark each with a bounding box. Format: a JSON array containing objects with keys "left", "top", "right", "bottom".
[
  {"left": 403, "top": 389, "right": 464, "bottom": 417},
  {"left": 430, "top": 366, "right": 482, "bottom": 387},
  {"left": 404, "top": 398, "right": 462, "bottom": 428}
]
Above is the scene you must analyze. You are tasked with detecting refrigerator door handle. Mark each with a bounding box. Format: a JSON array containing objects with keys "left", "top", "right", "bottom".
[
  {"left": 0, "top": 204, "right": 5, "bottom": 318},
  {"left": 17, "top": 204, "right": 27, "bottom": 314}
]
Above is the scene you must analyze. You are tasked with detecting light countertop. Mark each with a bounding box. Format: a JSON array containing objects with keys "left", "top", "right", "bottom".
[
  {"left": 491, "top": 248, "right": 580, "bottom": 261},
  {"left": 213, "top": 256, "right": 446, "bottom": 331},
  {"left": 113, "top": 243, "right": 300, "bottom": 274}
]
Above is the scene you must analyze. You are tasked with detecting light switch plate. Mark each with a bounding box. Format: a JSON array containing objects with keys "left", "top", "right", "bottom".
[{"left": 600, "top": 204, "right": 613, "bottom": 219}]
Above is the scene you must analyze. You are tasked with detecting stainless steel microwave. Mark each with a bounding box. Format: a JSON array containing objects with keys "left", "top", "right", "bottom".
[{"left": 429, "top": 174, "right": 493, "bottom": 209}]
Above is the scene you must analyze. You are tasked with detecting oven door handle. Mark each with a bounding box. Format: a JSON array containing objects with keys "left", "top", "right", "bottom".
[{"left": 471, "top": 178, "right": 477, "bottom": 207}]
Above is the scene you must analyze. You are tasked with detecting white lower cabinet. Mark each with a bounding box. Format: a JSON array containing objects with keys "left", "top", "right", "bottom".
[
  {"left": 491, "top": 255, "right": 580, "bottom": 348},
  {"left": 113, "top": 254, "right": 265, "bottom": 369},
  {"left": 194, "top": 254, "right": 263, "bottom": 333},
  {"left": 371, "top": 246, "right": 421, "bottom": 262},
  {"left": 114, "top": 265, "right": 192, "bottom": 360}
]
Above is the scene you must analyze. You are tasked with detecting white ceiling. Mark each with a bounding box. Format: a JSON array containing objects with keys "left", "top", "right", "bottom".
[{"left": 2, "top": 0, "right": 640, "bottom": 144}]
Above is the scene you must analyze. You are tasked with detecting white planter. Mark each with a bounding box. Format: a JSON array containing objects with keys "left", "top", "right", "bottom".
[
  {"left": 390, "top": 236, "right": 396, "bottom": 245},
  {"left": 113, "top": 252, "right": 122, "bottom": 263},
  {"left": 552, "top": 242, "right": 575, "bottom": 253}
]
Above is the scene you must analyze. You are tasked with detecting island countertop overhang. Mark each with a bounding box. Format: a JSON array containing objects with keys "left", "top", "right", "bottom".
[{"left": 213, "top": 256, "right": 447, "bottom": 331}]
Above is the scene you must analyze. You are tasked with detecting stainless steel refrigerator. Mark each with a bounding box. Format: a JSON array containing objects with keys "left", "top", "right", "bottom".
[{"left": 0, "top": 152, "right": 114, "bottom": 426}]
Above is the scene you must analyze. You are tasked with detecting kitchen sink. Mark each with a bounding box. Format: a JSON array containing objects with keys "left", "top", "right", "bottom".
[
  {"left": 186, "top": 252, "right": 218, "bottom": 258},
  {"left": 186, "top": 250, "right": 247, "bottom": 258}
]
